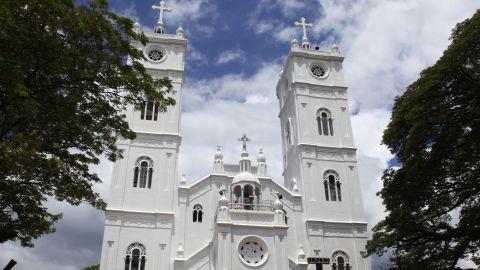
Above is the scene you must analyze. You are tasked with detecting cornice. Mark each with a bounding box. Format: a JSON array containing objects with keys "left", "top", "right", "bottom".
[{"left": 106, "top": 208, "right": 175, "bottom": 216}]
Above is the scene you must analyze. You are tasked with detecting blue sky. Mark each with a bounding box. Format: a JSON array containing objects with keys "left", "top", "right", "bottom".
[
  {"left": 1, "top": 0, "right": 479, "bottom": 269},
  {"left": 111, "top": 0, "right": 328, "bottom": 79}
]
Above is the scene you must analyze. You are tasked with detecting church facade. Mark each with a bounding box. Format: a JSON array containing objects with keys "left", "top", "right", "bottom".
[{"left": 99, "top": 3, "right": 371, "bottom": 270}]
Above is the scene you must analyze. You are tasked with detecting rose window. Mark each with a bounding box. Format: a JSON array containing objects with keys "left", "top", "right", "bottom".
[
  {"left": 311, "top": 65, "right": 326, "bottom": 78},
  {"left": 147, "top": 49, "right": 164, "bottom": 62},
  {"left": 238, "top": 237, "right": 268, "bottom": 266}
]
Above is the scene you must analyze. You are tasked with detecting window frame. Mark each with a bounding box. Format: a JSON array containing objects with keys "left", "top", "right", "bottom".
[
  {"left": 193, "top": 204, "right": 203, "bottom": 223},
  {"left": 316, "top": 108, "right": 334, "bottom": 136},
  {"left": 133, "top": 156, "right": 154, "bottom": 189},
  {"left": 125, "top": 243, "right": 147, "bottom": 270},
  {"left": 323, "top": 170, "right": 342, "bottom": 202}
]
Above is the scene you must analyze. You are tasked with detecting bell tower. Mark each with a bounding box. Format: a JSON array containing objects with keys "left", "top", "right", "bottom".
[
  {"left": 99, "top": 2, "right": 187, "bottom": 269},
  {"left": 277, "top": 17, "right": 371, "bottom": 269}
]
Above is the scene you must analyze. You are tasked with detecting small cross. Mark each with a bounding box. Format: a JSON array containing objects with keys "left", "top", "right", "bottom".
[
  {"left": 152, "top": 1, "right": 172, "bottom": 26},
  {"left": 294, "top": 17, "right": 313, "bottom": 41},
  {"left": 238, "top": 133, "right": 251, "bottom": 151}
]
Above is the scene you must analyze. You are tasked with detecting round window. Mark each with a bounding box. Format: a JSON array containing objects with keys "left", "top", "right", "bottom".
[
  {"left": 310, "top": 63, "right": 329, "bottom": 79},
  {"left": 238, "top": 236, "right": 268, "bottom": 267},
  {"left": 310, "top": 64, "right": 328, "bottom": 78},
  {"left": 147, "top": 49, "right": 165, "bottom": 62}
]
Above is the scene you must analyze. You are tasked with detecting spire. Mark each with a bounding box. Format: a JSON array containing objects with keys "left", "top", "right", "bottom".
[
  {"left": 238, "top": 133, "right": 252, "bottom": 172},
  {"left": 294, "top": 17, "right": 313, "bottom": 49},
  {"left": 152, "top": 0, "right": 172, "bottom": 34}
]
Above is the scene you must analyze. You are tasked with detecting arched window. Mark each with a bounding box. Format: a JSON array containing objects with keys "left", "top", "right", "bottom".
[
  {"left": 332, "top": 250, "right": 350, "bottom": 270},
  {"left": 140, "top": 101, "right": 159, "bottom": 121},
  {"left": 324, "top": 170, "right": 342, "bottom": 202},
  {"left": 193, "top": 204, "right": 203, "bottom": 223},
  {"left": 285, "top": 119, "right": 292, "bottom": 145},
  {"left": 125, "top": 243, "right": 146, "bottom": 270},
  {"left": 317, "top": 109, "right": 333, "bottom": 136},
  {"left": 133, "top": 157, "right": 153, "bottom": 189}
]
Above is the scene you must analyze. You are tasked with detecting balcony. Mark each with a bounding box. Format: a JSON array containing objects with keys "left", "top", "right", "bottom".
[{"left": 229, "top": 199, "right": 274, "bottom": 212}]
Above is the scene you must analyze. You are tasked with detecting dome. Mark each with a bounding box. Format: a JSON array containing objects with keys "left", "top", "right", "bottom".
[{"left": 232, "top": 172, "right": 260, "bottom": 185}]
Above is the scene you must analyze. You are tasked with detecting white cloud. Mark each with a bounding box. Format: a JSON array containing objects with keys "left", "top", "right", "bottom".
[
  {"left": 314, "top": 0, "right": 479, "bottom": 112},
  {"left": 254, "top": 21, "right": 275, "bottom": 34},
  {"left": 167, "top": 0, "right": 217, "bottom": 23},
  {"left": 274, "top": 25, "right": 296, "bottom": 42},
  {"left": 180, "top": 63, "right": 284, "bottom": 181},
  {"left": 216, "top": 49, "right": 246, "bottom": 65},
  {"left": 146, "top": 0, "right": 218, "bottom": 38},
  {"left": 351, "top": 109, "right": 392, "bottom": 227},
  {"left": 114, "top": 2, "right": 139, "bottom": 21},
  {"left": 187, "top": 44, "right": 209, "bottom": 66}
]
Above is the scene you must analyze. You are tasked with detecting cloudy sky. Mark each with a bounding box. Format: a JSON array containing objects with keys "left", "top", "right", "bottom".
[{"left": 1, "top": 0, "right": 478, "bottom": 269}]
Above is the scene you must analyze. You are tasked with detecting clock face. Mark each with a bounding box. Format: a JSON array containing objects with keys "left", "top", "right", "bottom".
[{"left": 238, "top": 237, "right": 268, "bottom": 267}]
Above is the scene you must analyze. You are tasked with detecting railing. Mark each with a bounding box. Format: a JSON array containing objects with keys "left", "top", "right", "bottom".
[{"left": 229, "top": 199, "right": 273, "bottom": 212}]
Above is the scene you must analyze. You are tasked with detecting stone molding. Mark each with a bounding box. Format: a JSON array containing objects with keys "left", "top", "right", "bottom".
[
  {"left": 299, "top": 144, "right": 357, "bottom": 162},
  {"left": 306, "top": 219, "right": 368, "bottom": 238},
  {"left": 105, "top": 208, "right": 174, "bottom": 229}
]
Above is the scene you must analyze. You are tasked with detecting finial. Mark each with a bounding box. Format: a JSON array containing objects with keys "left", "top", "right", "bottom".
[
  {"left": 331, "top": 39, "right": 340, "bottom": 54},
  {"left": 180, "top": 174, "right": 187, "bottom": 186},
  {"left": 238, "top": 133, "right": 251, "bottom": 152},
  {"left": 152, "top": 0, "right": 172, "bottom": 34},
  {"left": 294, "top": 17, "right": 313, "bottom": 49},
  {"left": 290, "top": 34, "right": 299, "bottom": 49},
  {"left": 257, "top": 149, "right": 266, "bottom": 163},
  {"left": 219, "top": 188, "right": 229, "bottom": 206},
  {"left": 298, "top": 245, "right": 306, "bottom": 261},
  {"left": 214, "top": 146, "right": 223, "bottom": 160},
  {"left": 213, "top": 146, "right": 225, "bottom": 173},
  {"left": 292, "top": 178, "right": 299, "bottom": 193},
  {"left": 176, "top": 23, "right": 184, "bottom": 37},
  {"left": 133, "top": 21, "right": 141, "bottom": 34},
  {"left": 176, "top": 242, "right": 184, "bottom": 257},
  {"left": 273, "top": 192, "right": 283, "bottom": 210}
]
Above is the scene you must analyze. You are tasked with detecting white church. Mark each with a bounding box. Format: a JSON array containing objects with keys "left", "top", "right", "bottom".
[{"left": 99, "top": 2, "right": 372, "bottom": 270}]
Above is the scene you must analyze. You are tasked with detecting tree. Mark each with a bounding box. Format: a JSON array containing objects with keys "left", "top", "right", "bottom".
[
  {"left": 367, "top": 10, "right": 480, "bottom": 269},
  {"left": 0, "top": 0, "right": 174, "bottom": 247},
  {"left": 82, "top": 264, "right": 100, "bottom": 270}
]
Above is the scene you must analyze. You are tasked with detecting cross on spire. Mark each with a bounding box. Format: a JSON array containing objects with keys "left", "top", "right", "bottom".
[
  {"left": 294, "top": 17, "right": 313, "bottom": 41},
  {"left": 238, "top": 133, "right": 251, "bottom": 151},
  {"left": 152, "top": 0, "right": 172, "bottom": 27}
]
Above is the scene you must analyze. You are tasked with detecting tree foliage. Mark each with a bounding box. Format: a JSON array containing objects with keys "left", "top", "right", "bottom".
[
  {"left": 367, "top": 10, "right": 480, "bottom": 269},
  {"left": 82, "top": 264, "right": 100, "bottom": 270},
  {"left": 0, "top": 0, "right": 174, "bottom": 247}
]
